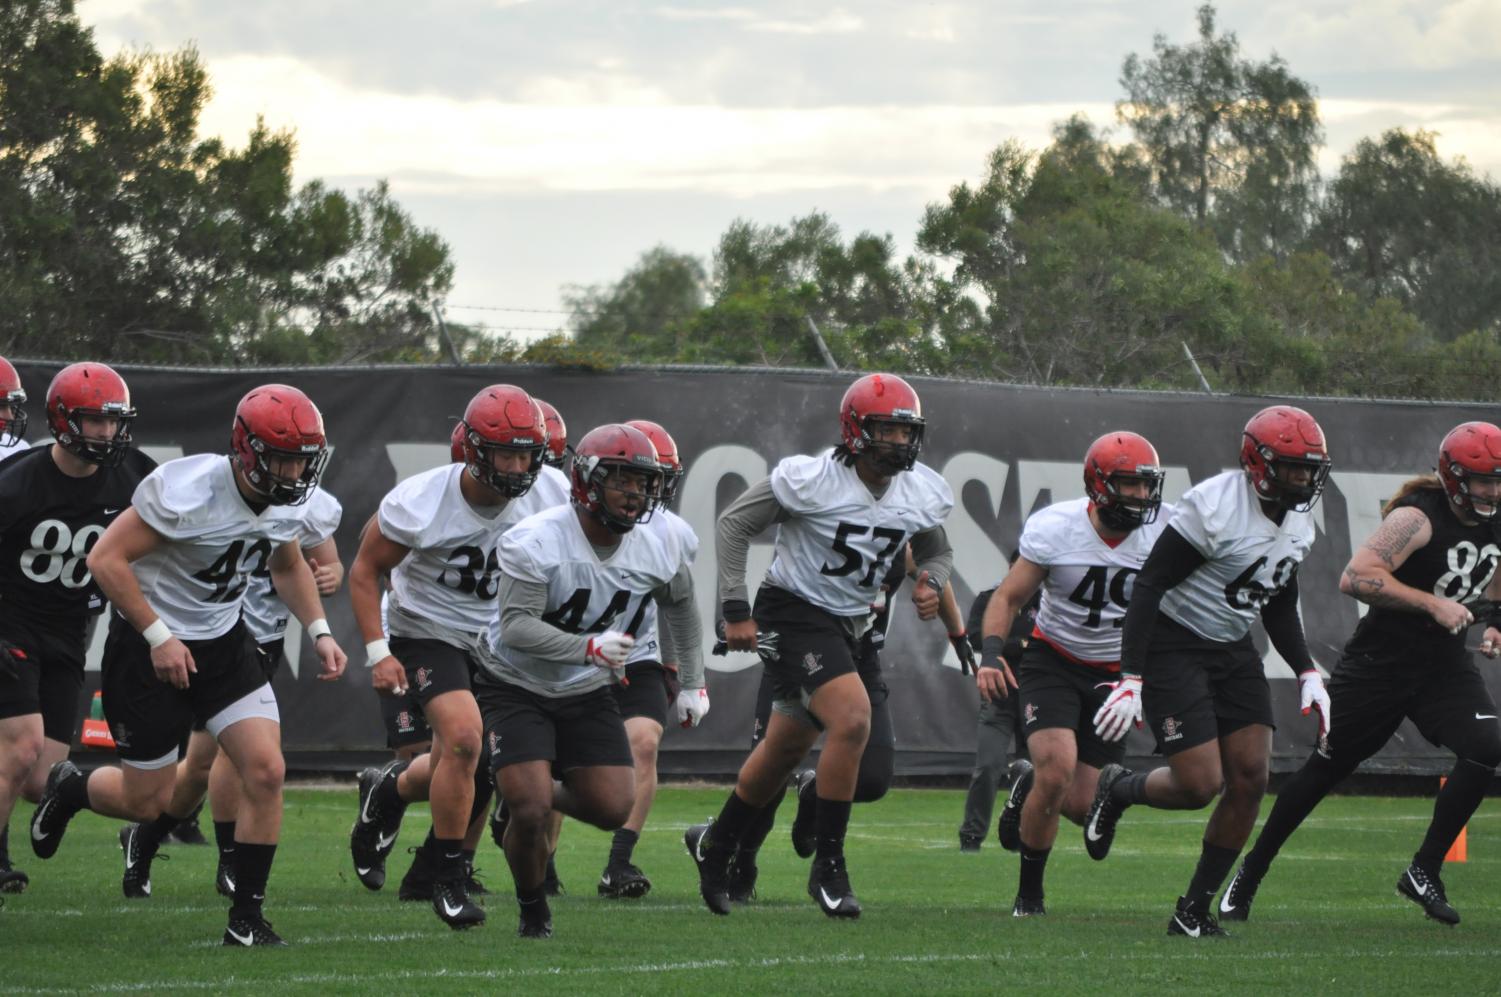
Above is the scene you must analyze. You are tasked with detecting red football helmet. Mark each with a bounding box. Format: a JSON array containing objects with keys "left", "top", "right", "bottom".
[
  {"left": 1240, "top": 405, "right": 1331, "bottom": 512},
  {"left": 46, "top": 362, "right": 136, "bottom": 466},
  {"left": 534, "top": 397, "right": 568, "bottom": 468},
  {"left": 1084, "top": 431, "right": 1165, "bottom": 531},
  {"left": 230, "top": 384, "right": 328, "bottom": 505},
  {"left": 839, "top": 373, "right": 925, "bottom": 472},
  {"left": 450, "top": 421, "right": 466, "bottom": 463},
  {"left": 0, "top": 356, "right": 27, "bottom": 446},
  {"left": 1438, "top": 421, "right": 1501, "bottom": 521},
  {"left": 625, "top": 419, "right": 683, "bottom": 506},
  {"left": 458, "top": 384, "right": 547, "bottom": 498},
  {"left": 570, "top": 423, "right": 663, "bottom": 533}
]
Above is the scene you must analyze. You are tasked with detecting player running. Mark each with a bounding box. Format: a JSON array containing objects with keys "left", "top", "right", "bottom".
[
  {"left": 1220, "top": 421, "right": 1501, "bottom": 927},
  {"left": 1080, "top": 406, "right": 1332, "bottom": 938}
]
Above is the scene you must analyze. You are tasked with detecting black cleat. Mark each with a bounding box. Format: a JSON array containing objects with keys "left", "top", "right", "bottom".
[
  {"left": 1012, "top": 894, "right": 1046, "bottom": 918},
  {"left": 1397, "top": 863, "right": 1459, "bottom": 925},
  {"left": 120, "top": 823, "right": 164, "bottom": 899},
  {"left": 789, "top": 770, "right": 817, "bottom": 859},
  {"left": 996, "top": 759, "right": 1034, "bottom": 852},
  {"left": 349, "top": 762, "right": 406, "bottom": 891},
  {"left": 166, "top": 807, "right": 208, "bottom": 845},
  {"left": 1083, "top": 763, "right": 1130, "bottom": 861},
  {"left": 216, "top": 855, "right": 236, "bottom": 899},
  {"left": 685, "top": 820, "right": 733, "bottom": 916},
  {"left": 959, "top": 833, "right": 983, "bottom": 853},
  {"left": 30, "top": 760, "right": 84, "bottom": 860},
  {"left": 398, "top": 845, "right": 435, "bottom": 902},
  {"left": 1168, "top": 896, "right": 1230, "bottom": 938},
  {"left": 727, "top": 850, "right": 758, "bottom": 903},
  {"left": 433, "top": 876, "right": 486, "bottom": 930},
  {"left": 1218, "top": 862, "right": 1261, "bottom": 922},
  {"left": 223, "top": 913, "right": 287, "bottom": 947},
  {"left": 808, "top": 854, "right": 861, "bottom": 919},
  {"left": 465, "top": 860, "right": 488, "bottom": 896},
  {"left": 0, "top": 862, "right": 28, "bottom": 894},
  {"left": 489, "top": 797, "right": 510, "bottom": 851},
  {"left": 598, "top": 860, "right": 652, "bottom": 899},
  {"left": 543, "top": 853, "right": 564, "bottom": 897},
  {"left": 518, "top": 895, "right": 553, "bottom": 939}
]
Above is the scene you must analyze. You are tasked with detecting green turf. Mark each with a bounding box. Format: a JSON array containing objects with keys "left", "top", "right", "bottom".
[{"left": 4, "top": 787, "right": 1497, "bottom": 994}]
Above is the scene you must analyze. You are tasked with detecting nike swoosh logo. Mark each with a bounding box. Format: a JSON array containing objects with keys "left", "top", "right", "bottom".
[
  {"left": 1407, "top": 871, "right": 1428, "bottom": 897},
  {"left": 356, "top": 866, "right": 372, "bottom": 877},
  {"left": 226, "top": 927, "right": 255, "bottom": 945},
  {"left": 441, "top": 898, "right": 465, "bottom": 917},
  {"left": 360, "top": 779, "right": 379, "bottom": 825},
  {"left": 1085, "top": 816, "right": 1105, "bottom": 843},
  {"left": 31, "top": 815, "right": 49, "bottom": 842},
  {"left": 694, "top": 834, "right": 707, "bottom": 863},
  {"left": 376, "top": 831, "right": 397, "bottom": 852},
  {"left": 103, "top": 508, "right": 122, "bottom": 515},
  {"left": 1218, "top": 882, "right": 1237, "bottom": 915},
  {"left": 1476, "top": 713, "right": 1498, "bottom": 720},
  {"left": 1173, "top": 916, "right": 1200, "bottom": 938},
  {"left": 819, "top": 887, "right": 842, "bottom": 909},
  {"left": 600, "top": 875, "right": 612, "bottom": 886}
]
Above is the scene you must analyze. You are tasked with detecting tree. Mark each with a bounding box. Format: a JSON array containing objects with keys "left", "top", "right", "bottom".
[
  {"left": 566, "top": 246, "right": 706, "bottom": 360},
  {"left": 1117, "top": 3, "right": 1322, "bottom": 261},
  {"left": 1312, "top": 128, "right": 1501, "bottom": 341}
]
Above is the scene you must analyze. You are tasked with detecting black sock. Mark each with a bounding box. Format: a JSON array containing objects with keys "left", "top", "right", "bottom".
[
  {"left": 1018, "top": 842, "right": 1051, "bottom": 899},
  {"left": 422, "top": 826, "right": 437, "bottom": 851},
  {"left": 737, "top": 785, "right": 787, "bottom": 855},
  {"left": 1186, "top": 840, "right": 1241, "bottom": 910},
  {"left": 1415, "top": 758, "right": 1494, "bottom": 874},
  {"left": 1, "top": 824, "right": 9, "bottom": 864},
  {"left": 139, "top": 811, "right": 183, "bottom": 849},
  {"left": 214, "top": 820, "right": 237, "bottom": 860},
  {"left": 435, "top": 837, "right": 465, "bottom": 881},
  {"left": 1244, "top": 753, "right": 1351, "bottom": 875},
  {"left": 709, "top": 791, "right": 759, "bottom": 850},
  {"left": 58, "top": 767, "right": 91, "bottom": 811},
  {"left": 1110, "top": 770, "right": 1151, "bottom": 807},
  {"left": 609, "top": 828, "right": 639, "bottom": 866},
  {"left": 814, "top": 797, "right": 853, "bottom": 862},
  {"left": 229, "top": 842, "right": 276, "bottom": 919}
]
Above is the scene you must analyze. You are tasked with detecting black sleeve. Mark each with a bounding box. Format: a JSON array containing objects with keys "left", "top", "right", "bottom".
[
  {"left": 965, "top": 588, "right": 994, "bottom": 652},
  {"left": 1260, "top": 573, "right": 1313, "bottom": 674},
  {"left": 1119, "top": 526, "right": 1209, "bottom": 675}
]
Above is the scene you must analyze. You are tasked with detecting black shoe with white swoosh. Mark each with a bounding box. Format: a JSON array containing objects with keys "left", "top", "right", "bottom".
[
  {"left": 517, "top": 894, "right": 553, "bottom": 938},
  {"left": 349, "top": 762, "right": 405, "bottom": 891},
  {"left": 1218, "top": 862, "right": 1261, "bottom": 922},
  {"left": 120, "top": 823, "right": 163, "bottom": 899},
  {"left": 432, "top": 876, "right": 486, "bottom": 930},
  {"left": 808, "top": 855, "right": 861, "bottom": 920},
  {"left": 1167, "top": 896, "right": 1229, "bottom": 938},
  {"left": 216, "top": 855, "right": 236, "bottom": 899},
  {"left": 1011, "top": 893, "right": 1046, "bottom": 918},
  {"left": 684, "top": 820, "right": 733, "bottom": 916},
  {"left": 789, "top": 770, "right": 818, "bottom": 859},
  {"left": 222, "top": 913, "right": 287, "bottom": 947},
  {"left": 1083, "top": 763, "right": 1130, "bottom": 861},
  {"left": 30, "top": 760, "right": 84, "bottom": 860},
  {"left": 997, "top": 760, "right": 1034, "bottom": 852},
  {"left": 1397, "top": 863, "right": 1459, "bottom": 925},
  {"left": 598, "top": 860, "right": 651, "bottom": 899}
]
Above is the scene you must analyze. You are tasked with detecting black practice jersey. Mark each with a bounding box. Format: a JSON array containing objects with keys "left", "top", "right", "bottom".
[
  {"left": 1344, "top": 486, "right": 1500, "bottom": 660},
  {"left": 0, "top": 446, "right": 158, "bottom": 633}
]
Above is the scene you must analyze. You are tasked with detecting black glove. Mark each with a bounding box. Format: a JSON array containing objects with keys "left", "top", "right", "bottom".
[
  {"left": 0, "top": 638, "right": 28, "bottom": 683},
  {"left": 949, "top": 632, "right": 976, "bottom": 675},
  {"left": 980, "top": 634, "right": 1008, "bottom": 673}
]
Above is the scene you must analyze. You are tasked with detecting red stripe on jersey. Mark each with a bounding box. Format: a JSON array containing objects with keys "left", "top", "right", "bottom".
[{"left": 1032, "top": 625, "right": 1121, "bottom": 674}]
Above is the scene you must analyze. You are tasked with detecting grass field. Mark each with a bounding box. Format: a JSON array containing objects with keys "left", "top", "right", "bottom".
[{"left": 5, "top": 785, "right": 1498, "bottom": 994}]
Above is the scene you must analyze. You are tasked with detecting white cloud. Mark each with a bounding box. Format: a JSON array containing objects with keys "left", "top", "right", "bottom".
[{"left": 746, "top": 9, "right": 864, "bottom": 35}]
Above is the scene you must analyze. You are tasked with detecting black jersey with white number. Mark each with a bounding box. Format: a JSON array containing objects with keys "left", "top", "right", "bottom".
[
  {"left": 1345, "top": 486, "right": 1499, "bottom": 660},
  {"left": 0, "top": 446, "right": 157, "bottom": 633}
]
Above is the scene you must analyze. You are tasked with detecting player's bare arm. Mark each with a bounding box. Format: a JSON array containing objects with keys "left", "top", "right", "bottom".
[
  {"left": 1339, "top": 506, "right": 1468, "bottom": 629},
  {"left": 269, "top": 538, "right": 347, "bottom": 681},
  {"left": 86, "top": 507, "right": 197, "bottom": 689},
  {"left": 977, "top": 557, "right": 1044, "bottom": 701},
  {"left": 348, "top": 524, "right": 412, "bottom": 693},
  {"left": 304, "top": 536, "right": 342, "bottom": 596}
]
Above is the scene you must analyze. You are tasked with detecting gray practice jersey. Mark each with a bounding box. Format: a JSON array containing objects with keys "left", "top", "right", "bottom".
[{"left": 241, "top": 486, "right": 342, "bottom": 644}]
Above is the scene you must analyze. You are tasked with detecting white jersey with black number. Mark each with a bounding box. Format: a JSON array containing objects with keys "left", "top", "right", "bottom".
[
  {"left": 486, "top": 504, "right": 692, "bottom": 696},
  {"left": 625, "top": 508, "right": 700, "bottom": 665},
  {"left": 765, "top": 450, "right": 954, "bottom": 618},
  {"left": 1161, "top": 470, "right": 1316, "bottom": 643},
  {"left": 1021, "top": 497, "right": 1171, "bottom": 665},
  {"left": 380, "top": 463, "right": 569, "bottom": 637},
  {"left": 241, "top": 486, "right": 343, "bottom": 644},
  {"left": 130, "top": 454, "right": 313, "bottom": 641}
]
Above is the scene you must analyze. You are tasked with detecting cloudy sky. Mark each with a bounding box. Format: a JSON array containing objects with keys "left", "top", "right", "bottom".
[{"left": 87, "top": 1, "right": 1501, "bottom": 340}]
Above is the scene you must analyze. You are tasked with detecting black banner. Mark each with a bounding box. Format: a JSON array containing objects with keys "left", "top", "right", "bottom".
[{"left": 11, "top": 361, "right": 1495, "bottom": 775}]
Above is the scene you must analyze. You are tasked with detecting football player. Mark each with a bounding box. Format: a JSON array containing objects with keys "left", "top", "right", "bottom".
[
  {"left": 347, "top": 384, "right": 565, "bottom": 930},
  {"left": 688, "top": 373, "right": 954, "bottom": 920},
  {"left": 976, "top": 431, "right": 1168, "bottom": 916},
  {"left": 1081, "top": 406, "right": 1332, "bottom": 938},
  {"left": 476, "top": 423, "right": 701, "bottom": 938},
  {"left": 534, "top": 397, "right": 568, "bottom": 469},
  {"left": 31, "top": 383, "right": 347, "bottom": 946},
  {"left": 594, "top": 419, "right": 708, "bottom": 899},
  {"left": 0, "top": 356, "right": 28, "bottom": 462},
  {"left": 1221, "top": 422, "right": 1501, "bottom": 926},
  {"left": 0, "top": 363, "right": 153, "bottom": 893}
]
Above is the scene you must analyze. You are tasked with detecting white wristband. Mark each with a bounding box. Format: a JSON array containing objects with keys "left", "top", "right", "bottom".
[
  {"left": 307, "top": 618, "right": 332, "bottom": 641},
  {"left": 142, "top": 619, "right": 173, "bottom": 649},
  {"left": 365, "top": 638, "right": 392, "bottom": 664}
]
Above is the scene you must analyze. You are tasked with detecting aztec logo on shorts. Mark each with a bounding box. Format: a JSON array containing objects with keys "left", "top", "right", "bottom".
[
  {"left": 488, "top": 730, "right": 501, "bottom": 755},
  {"left": 1161, "top": 716, "right": 1183, "bottom": 742},
  {"left": 1024, "top": 702, "right": 1038, "bottom": 725},
  {"left": 395, "top": 710, "right": 416, "bottom": 734},
  {"left": 111, "top": 724, "right": 132, "bottom": 749},
  {"left": 802, "top": 651, "right": 823, "bottom": 675},
  {"left": 415, "top": 667, "right": 431, "bottom": 691}
]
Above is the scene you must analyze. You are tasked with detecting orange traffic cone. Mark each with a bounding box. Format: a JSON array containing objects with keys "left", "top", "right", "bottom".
[{"left": 80, "top": 690, "right": 115, "bottom": 750}]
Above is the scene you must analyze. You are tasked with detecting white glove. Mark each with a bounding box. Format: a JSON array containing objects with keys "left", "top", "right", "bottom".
[
  {"left": 1092, "top": 674, "right": 1143, "bottom": 742},
  {"left": 1298, "top": 669, "right": 1331, "bottom": 738},
  {"left": 675, "top": 688, "right": 710, "bottom": 727},
  {"left": 585, "top": 630, "right": 634, "bottom": 671}
]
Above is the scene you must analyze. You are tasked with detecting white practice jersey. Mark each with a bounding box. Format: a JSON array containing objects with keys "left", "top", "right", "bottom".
[
  {"left": 380, "top": 463, "right": 569, "bottom": 637},
  {"left": 1021, "top": 497, "right": 1171, "bottom": 665},
  {"left": 241, "top": 486, "right": 342, "bottom": 644},
  {"left": 0, "top": 437, "right": 30, "bottom": 463},
  {"left": 625, "top": 508, "right": 700, "bottom": 665},
  {"left": 765, "top": 450, "right": 953, "bottom": 618},
  {"left": 486, "top": 504, "right": 693, "bottom": 696},
  {"left": 1161, "top": 470, "right": 1316, "bottom": 643},
  {"left": 131, "top": 454, "right": 315, "bottom": 640}
]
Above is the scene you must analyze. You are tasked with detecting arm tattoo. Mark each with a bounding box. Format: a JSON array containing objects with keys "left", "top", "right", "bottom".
[
  {"left": 1343, "top": 566, "right": 1419, "bottom": 611},
  {"left": 1362, "top": 509, "right": 1426, "bottom": 569}
]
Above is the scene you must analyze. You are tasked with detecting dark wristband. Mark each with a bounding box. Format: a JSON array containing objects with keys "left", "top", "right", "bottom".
[
  {"left": 722, "top": 599, "right": 752, "bottom": 624},
  {"left": 980, "top": 634, "right": 1007, "bottom": 671}
]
